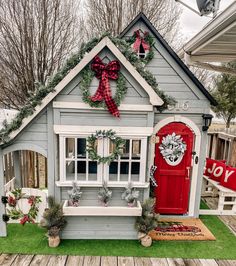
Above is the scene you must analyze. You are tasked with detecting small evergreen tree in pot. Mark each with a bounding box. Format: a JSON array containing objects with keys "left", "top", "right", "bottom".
[
  {"left": 67, "top": 182, "right": 82, "bottom": 206},
  {"left": 40, "top": 196, "right": 67, "bottom": 247},
  {"left": 135, "top": 198, "right": 158, "bottom": 247},
  {"left": 98, "top": 182, "right": 112, "bottom": 206},
  {"left": 121, "top": 182, "right": 139, "bottom": 207}
]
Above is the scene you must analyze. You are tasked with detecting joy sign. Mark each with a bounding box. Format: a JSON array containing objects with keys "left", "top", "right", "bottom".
[
  {"left": 204, "top": 158, "right": 236, "bottom": 191},
  {"left": 220, "top": 165, "right": 236, "bottom": 191}
]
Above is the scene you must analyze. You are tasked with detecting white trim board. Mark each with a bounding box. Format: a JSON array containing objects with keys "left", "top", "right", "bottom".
[
  {"left": 7, "top": 36, "right": 163, "bottom": 142},
  {"left": 63, "top": 200, "right": 142, "bottom": 216},
  {"left": 53, "top": 102, "right": 153, "bottom": 112},
  {"left": 54, "top": 125, "right": 153, "bottom": 136}
]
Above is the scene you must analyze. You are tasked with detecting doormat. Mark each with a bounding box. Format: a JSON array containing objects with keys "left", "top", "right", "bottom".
[{"left": 149, "top": 218, "right": 216, "bottom": 241}]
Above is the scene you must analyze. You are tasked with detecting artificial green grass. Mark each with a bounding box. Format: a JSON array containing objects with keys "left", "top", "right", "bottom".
[{"left": 0, "top": 208, "right": 236, "bottom": 258}]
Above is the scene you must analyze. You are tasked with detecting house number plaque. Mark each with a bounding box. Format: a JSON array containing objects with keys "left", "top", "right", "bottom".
[{"left": 167, "top": 101, "right": 189, "bottom": 111}]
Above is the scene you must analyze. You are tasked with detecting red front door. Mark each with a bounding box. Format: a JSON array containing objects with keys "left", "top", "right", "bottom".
[{"left": 154, "top": 122, "right": 194, "bottom": 215}]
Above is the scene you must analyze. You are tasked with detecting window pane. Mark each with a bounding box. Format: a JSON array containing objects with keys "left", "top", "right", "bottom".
[
  {"left": 109, "top": 140, "right": 115, "bottom": 154},
  {"left": 121, "top": 140, "right": 130, "bottom": 159},
  {"left": 109, "top": 162, "right": 118, "bottom": 181},
  {"left": 88, "top": 161, "right": 97, "bottom": 181},
  {"left": 66, "top": 138, "right": 75, "bottom": 159},
  {"left": 132, "top": 140, "right": 141, "bottom": 160},
  {"left": 66, "top": 161, "right": 75, "bottom": 180},
  {"left": 77, "top": 161, "right": 86, "bottom": 181},
  {"left": 77, "top": 138, "right": 87, "bottom": 158},
  {"left": 120, "top": 161, "right": 129, "bottom": 181},
  {"left": 131, "top": 162, "right": 140, "bottom": 182}
]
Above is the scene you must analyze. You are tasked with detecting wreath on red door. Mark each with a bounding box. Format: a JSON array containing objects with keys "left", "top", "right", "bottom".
[{"left": 159, "top": 133, "right": 187, "bottom": 164}]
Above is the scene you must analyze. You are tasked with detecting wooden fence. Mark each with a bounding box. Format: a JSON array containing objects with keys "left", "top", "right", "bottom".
[
  {"left": 3, "top": 151, "right": 47, "bottom": 189},
  {"left": 207, "top": 132, "right": 236, "bottom": 167}
]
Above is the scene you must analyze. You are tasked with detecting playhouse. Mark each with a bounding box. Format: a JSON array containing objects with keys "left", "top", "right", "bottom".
[{"left": 0, "top": 13, "right": 216, "bottom": 239}]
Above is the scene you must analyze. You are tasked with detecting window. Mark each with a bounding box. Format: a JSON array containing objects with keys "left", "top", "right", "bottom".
[
  {"left": 60, "top": 135, "right": 147, "bottom": 185},
  {"left": 61, "top": 136, "right": 102, "bottom": 183},
  {"left": 138, "top": 43, "right": 146, "bottom": 59},
  {"left": 107, "top": 138, "right": 146, "bottom": 183}
]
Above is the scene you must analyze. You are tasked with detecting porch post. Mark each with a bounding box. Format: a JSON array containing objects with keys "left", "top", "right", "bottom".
[
  {"left": 13, "top": 151, "right": 22, "bottom": 187},
  {"left": 0, "top": 148, "right": 7, "bottom": 236},
  {"left": 194, "top": 131, "right": 208, "bottom": 217}
]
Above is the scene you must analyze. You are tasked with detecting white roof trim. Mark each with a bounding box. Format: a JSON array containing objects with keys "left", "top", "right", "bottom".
[
  {"left": 178, "top": 1, "right": 236, "bottom": 60},
  {"left": 7, "top": 36, "right": 163, "bottom": 141}
]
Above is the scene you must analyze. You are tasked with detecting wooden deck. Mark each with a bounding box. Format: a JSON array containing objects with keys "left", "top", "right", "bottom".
[{"left": 0, "top": 254, "right": 236, "bottom": 266}]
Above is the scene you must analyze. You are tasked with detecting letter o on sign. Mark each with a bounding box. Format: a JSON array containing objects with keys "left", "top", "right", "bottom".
[{"left": 214, "top": 167, "right": 223, "bottom": 177}]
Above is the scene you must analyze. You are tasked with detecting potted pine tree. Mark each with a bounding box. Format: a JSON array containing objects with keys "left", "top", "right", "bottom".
[
  {"left": 135, "top": 198, "right": 158, "bottom": 247},
  {"left": 40, "top": 196, "right": 67, "bottom": 247},
  {"left": 121, "top": 182, "right": 140, "bottom": 207},
  {"left": 67, "top": 182, "right": 82, "bottom": 206},
  {"left": 98, "top": 182, "right": 112, "bottom": 206}
]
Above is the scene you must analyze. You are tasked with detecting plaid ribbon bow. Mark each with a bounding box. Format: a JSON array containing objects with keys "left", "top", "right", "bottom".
[
  {"left": 90, "top": 56, "right": 120, "bottom": 117},
  {"left": 133, "top": 30, "right": 150, "bottom": 53}
]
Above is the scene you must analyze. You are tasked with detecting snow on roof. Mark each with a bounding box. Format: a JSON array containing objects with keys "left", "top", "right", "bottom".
[{"left": 0, "top": 109, "right": 18, "bottom": 130}]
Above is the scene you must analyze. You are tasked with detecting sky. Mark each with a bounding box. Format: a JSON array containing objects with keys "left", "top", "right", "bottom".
[{"left": 179, "top": 0, "right": 234, "bottom": 40}]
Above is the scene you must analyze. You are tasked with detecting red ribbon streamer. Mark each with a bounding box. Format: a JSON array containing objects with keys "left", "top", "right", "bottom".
[
  {"left": 133, "top": 30, "right": 150, "bottom": 53},
  {"left": 90, "top": 56, "right": 120, "bottom": 117}
]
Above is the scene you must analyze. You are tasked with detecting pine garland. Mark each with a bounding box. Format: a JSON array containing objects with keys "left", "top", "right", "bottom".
[{"left": 0, "top": 32, "right": 175, "bottom": 144}]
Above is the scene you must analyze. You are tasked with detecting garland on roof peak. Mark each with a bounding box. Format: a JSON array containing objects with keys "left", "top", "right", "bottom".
[{"left": 0, "top": 32, "right": 175, "bottom": 144}]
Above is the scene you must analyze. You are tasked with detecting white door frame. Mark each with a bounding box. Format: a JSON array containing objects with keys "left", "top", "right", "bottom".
[{"left": 149, "top": 115, "right": 201, "bottom": 217}]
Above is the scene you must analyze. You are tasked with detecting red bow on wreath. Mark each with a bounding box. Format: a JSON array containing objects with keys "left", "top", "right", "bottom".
[
  {"left": 133, "top": 30, "right": 150, "bottom": 53},
  {"left": 90, "top": 56, "right": 120, "bottom": 117}
]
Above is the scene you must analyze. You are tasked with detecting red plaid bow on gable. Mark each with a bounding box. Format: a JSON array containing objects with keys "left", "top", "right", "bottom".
[
  {"left": 90, "top": 56, "right": 120, "bottom": 117},
  {"left": 133, "top": 30, "right": 150, "bottom": 53}
]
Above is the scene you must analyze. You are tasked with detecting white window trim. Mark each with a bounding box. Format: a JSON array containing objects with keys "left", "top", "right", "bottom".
[
  {"left": 60, "top": 135, "right": 103, "bottom": 184},
  {"left": 59, "top": 129, "right": 149, "bottom": 186},
  {"left": 103, "top": 137, "right": 147, "bottom": 184}
]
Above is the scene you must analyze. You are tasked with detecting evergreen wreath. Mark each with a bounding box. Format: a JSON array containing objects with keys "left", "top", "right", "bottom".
[
  {"left": 86, "top": 129, "right": 125, "bottom": 164},
  {"left": 159, "top": 133, "right": 187, "bottom": 164},
  {"left": 80, "top": 66, "right": 127, "bottom": 109},
  {"left": 6, "top": 188, "right": 41, "bottom": 225},
  {"left": 126, "top": 30, "right": 155, "bottom": 64}
]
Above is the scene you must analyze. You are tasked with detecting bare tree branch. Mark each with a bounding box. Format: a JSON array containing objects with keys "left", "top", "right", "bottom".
[
  {"left": 82, "top": 0, "right": 182, "bottom": 48},
  {"left": 0, "top": 0, "right": 80, "bottom": 109}
]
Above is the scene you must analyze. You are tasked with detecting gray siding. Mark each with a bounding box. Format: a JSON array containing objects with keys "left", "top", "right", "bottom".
[
  {"left": 60, "top": 187, "right": 144, "bottom": 239},
  {"left": 61, "top": 187, "right": 144, "bottom": 206},
  {"left": 3, "top": 110, "right": 48, "bottom": 156},
  {"left": 123, "top": 22, "right": 211, "bottom": 114},
  {"left": 61, "top": 216, "right": 137, "bottom": 239},
  {"left": 55, "top": 109, "right": 151, "bottom": 127},
  {"left": 57, "top": 48, "right": 150, "bottom": 105}
]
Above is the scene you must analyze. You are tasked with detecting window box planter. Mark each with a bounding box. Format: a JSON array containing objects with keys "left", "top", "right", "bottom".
[{"left": 63, "top": 200, "right": 142, "bottom": 216}]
